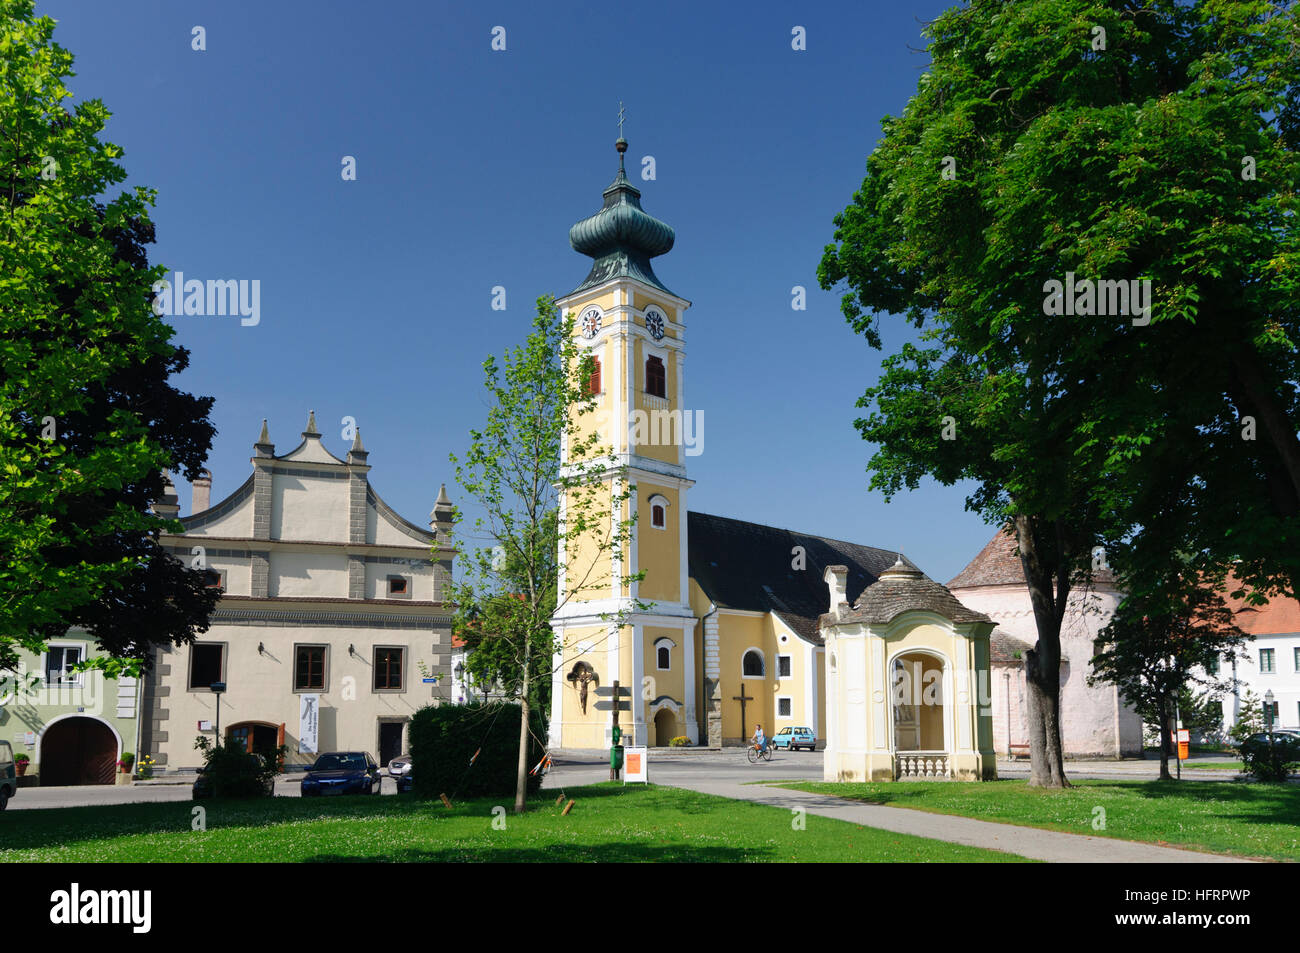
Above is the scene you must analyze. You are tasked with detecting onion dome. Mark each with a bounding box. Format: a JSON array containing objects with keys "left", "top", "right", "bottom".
[{"left": 568, "top": 137, "right": 676, "bottom": 296}]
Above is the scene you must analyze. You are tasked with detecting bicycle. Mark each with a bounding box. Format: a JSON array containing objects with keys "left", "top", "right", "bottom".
[{"left": 746, "top": 741, "right": 774, "bottom": 763}]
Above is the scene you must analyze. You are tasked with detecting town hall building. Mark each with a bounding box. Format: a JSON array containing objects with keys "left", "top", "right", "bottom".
[{"left": 547, "top": 136, "right": 997, "bottom": 779}]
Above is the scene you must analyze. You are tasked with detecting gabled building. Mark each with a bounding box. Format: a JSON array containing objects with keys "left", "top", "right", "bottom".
[
  {"left": 947, "top": 527, "right": 1144, "bottom": 758},
  {"left": 141, "top": 413, "right": 453, "bottom": 772}
]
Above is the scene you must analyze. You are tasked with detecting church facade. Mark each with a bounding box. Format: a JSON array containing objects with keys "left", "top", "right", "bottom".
[{"left": 547, "top": 138, "right": 997, "bottom": 779}]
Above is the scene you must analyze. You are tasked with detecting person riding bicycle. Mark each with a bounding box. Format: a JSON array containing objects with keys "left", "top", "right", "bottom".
[{"left": 750, "top": 723, "right": 768, "bottom": 757}]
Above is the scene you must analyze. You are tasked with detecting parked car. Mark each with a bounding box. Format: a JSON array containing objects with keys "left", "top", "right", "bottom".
[
  {"left": 396, "top": 768, "right": 414, "bottom": 794},
  {"left": 1246, "top": 729, "right": 1300, "bottom": 745},
  {"left": 387, "top": 754, "right": 412, "bottom": 778},
  {"left": 300, "top": 751, "right": 382, "bottom": 796},
  {"left": 772, "top": 726, "right": 817, "bottom": 751},
  {"left": 0, "top": 741, "right": 17, "bottom": 810}
]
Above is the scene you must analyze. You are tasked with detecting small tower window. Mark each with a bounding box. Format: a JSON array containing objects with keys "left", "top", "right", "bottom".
[
  {"left": 645, "top": 355, "right": 666, "bottom": 398},
  {"left": 587, "top": 356, "right": 601, "bottom": 396},
  {"left": 657, "top": 646, "right": 670, "bottom": 670},
  {"left": 742, "top": 650, "right": 764, "bottom": 678},
  {"left": 648, "top": 494, "right": 669, "bottom": 530},
  {"left": 654, "top": 637, "right": 675, "bottom": 671}
]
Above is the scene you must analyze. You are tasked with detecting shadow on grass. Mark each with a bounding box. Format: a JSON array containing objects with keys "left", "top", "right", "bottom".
[
  {"left": 0, "top": 784, "right": 655, "bottom": 852},
  {"left": 303, "top": 842, "right": 761, "bottom": 863}
]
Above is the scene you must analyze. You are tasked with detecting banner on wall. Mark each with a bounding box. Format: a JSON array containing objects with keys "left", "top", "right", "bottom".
[{"left": 299, "top": 694, "right": 319, "bottom": 754}]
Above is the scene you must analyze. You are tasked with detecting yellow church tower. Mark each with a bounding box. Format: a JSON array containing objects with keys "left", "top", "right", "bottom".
[{"left": 548, "top": 132, "right": 700, "bottom": 749}]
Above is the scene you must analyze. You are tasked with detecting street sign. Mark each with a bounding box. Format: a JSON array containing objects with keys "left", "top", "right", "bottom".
[
  {"left": 594, "top": 700, "right": 630, "bottom": 712},
  {"left": 595, "top": 685, "right": 630, "bottom": 697}
]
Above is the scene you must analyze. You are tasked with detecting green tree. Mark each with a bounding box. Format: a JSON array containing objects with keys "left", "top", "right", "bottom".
[
  {"left": 0, "top": 0, "right": 219, "bottom": 674},
  {"left": 1090, "top": 569, "right": 1246, "bottom": 780},
  {"left": 818, "top": 0, "right": 1299, "bottom": 786},
  {"left": 443, "top": 295, "right": 642, "bottom": 812}
]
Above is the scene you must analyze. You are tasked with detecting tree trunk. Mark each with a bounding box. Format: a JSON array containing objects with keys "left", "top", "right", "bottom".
[
  {"left": 1156, "top": 693, "right": 1173, "bottom": 781},
  {"left": 514, "top": 635, "right": 531, "bottom": 814},
  {"left": 1014, "top": 514, "right": 1071, "bottom": 788}
]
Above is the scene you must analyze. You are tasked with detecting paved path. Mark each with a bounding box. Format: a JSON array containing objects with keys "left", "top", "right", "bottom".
[{"left": 676, "top": 777, "right": 1252, "bottom": 863}]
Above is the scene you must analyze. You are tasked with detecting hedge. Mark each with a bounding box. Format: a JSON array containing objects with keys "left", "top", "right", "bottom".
[{"left": 409, "top": 702, "right": 547, "bottom": 800}]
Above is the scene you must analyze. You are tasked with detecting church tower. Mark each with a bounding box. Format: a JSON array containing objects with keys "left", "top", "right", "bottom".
[{"left": 549, "top": 133, "right": 699, "bottom": 749}]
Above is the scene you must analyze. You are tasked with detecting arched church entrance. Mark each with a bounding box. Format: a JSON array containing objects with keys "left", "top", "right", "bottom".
[
  {"left": 39, "top": 716, "right": 118, "bottom": 786},
  {"left": 653, "top": 708, "right": 676, "bottom": 747}
]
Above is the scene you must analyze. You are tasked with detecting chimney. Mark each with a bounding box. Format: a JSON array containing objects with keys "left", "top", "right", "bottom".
[
  {"left": 192, "top": 469, "right": 212, "bottom": 513},
  {"left": 153, "top": 471, "right": 180, "bottom": 519},
  {"left": 824, "top": 564, "right": 848, "bottom": 615}
]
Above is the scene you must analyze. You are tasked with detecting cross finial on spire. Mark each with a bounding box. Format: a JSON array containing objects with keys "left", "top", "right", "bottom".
[
  {"left": 615, "top": 102, "right": 628, "bottom": 173},
  {"left": 618, "top": 101, "right": 626, "bottom": 138}
]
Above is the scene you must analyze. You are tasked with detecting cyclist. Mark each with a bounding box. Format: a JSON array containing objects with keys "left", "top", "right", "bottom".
[{"left": 750, "top": 723, "right": 768, "bottom": 758}]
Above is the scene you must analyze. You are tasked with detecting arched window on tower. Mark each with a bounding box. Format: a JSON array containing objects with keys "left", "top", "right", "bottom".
[
  {"left": 742, "top": 650, "right": 764, "bottom": 677},
  {"left": 587, "top": 355, "right": 601, "bottom": 396},
  {"left": 645, "top": 355, "right": 666, "bottom": 398},
  {"left": 648, "top": 494, "right": 670, "bottom": 530}
]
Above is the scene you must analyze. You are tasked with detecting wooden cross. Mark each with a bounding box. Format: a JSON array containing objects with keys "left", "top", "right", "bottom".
[{"left": 732, "top": 685, "right": 754, "bottom": 739}]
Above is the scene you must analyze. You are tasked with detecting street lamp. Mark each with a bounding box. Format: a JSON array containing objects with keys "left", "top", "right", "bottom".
[{"left": 211, "top": 681, "right": 226, "bottom": 746}]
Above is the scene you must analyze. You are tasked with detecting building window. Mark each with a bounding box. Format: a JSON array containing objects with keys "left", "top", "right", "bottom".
[
  {"left": 657, "top": 645, "right": 670, "bottom": 670},
  {"left": 587, "top": 356, "right": 601, "bottom": 395},
  {"left": 294, "top": 645, "right": 327, "bottom": 692},
  {"left": 645, "top": 355, "right": 666, "bottom": 398},
  {"left": 44, "top": 645, "right": 82, "bottom": 684},
  {"left": 1294, "top": 647, "right": 1300, "bottom": 672},
  {"left": 203, "top": 568, "right": 226, "bottom": 591},
  {"left": 648, "top": 494, "right": 669, "bottom": 530},
  {"left": 777, "top": 697, "right": 792, "bottom": 718},
  {"left": 189, "top": 644, "right": 226, "bottom": 691},
  {"left": 1266, "top": 700, "right": 1280, "bottom": 724},
  {"left": 1260, "top": 648, "right": 1275, "bottom": 673},
  {"left": 742, "top": 649, "right": 764, "bottom": 678},
  {"left": 374, "top": 647, "right": 405, "bottom": 691},
  {"left": 1206, "top": 655, "right": 1219, "bottom": 675},
  {"left": 387, "top": 575, "right": 409, "bottom": 596},
  {"left": 777, "top": 655, "right": 792, "bottom": 679}
]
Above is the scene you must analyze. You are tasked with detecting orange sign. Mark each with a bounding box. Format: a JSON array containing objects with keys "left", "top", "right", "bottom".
[
  {"left": 627, "top": 752, "right": 642, "bottom": 774},
  {"left": 1175, "top": 728, "right": 1190, "bottom": 760}
]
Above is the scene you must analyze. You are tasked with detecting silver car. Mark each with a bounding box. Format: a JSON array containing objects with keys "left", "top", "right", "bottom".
[{"left": 387, "top": 754, "right": 412, "bottom": 778}]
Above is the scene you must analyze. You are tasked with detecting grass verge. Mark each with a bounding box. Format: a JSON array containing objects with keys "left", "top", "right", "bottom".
[{"left": 2, "top": 783, "right": 1030, "bottom": 863}]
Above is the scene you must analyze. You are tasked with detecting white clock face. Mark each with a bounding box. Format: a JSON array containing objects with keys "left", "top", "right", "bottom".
[
  {"left": 645, "top": 307, "right": 666, "bottom": 340},
  {"left": 581, "top": 308, "right": 602, "bottom": 339}
]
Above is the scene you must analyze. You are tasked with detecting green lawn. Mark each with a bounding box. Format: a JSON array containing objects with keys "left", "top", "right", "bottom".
[
  {"left": 1, "top": 784, "right": 1028, "bottom": 863},
  {"left": 777, "top": 778, "right": 1300, "bottom": 861},
  {"left": 1188, "top": 762, "right": 1246, "bottom": 771}
]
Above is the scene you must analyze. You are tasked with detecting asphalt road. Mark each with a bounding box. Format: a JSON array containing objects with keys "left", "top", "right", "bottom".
[{"left": 4, "top": 749, "right": 1243, "bottom": 811}]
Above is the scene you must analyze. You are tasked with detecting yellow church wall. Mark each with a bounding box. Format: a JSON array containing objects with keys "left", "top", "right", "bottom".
[
  {"left": 643, "top": 624, "right": 686, "bottom": 745},
  {"left": 631, "top": 338, "right": 679, "bottom": 467},
  {"left": 718, "top": 611, "right": 773, "bottom": 742},
  {"left": 635, "top": 483, "right": 680, "bottom": 603},
  {"left": 554, "top": 622, "right": 635, "bottom": 749}
]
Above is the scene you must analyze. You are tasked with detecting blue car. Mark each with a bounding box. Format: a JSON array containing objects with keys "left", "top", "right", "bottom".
[
  {"left": 772, "top": 726, "right": 817, "bottom": 751},
  {"left": 300, "top": 751, "right": 381, "bottom": 796}
]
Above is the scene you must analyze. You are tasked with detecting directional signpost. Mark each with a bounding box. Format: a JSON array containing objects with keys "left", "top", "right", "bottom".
[{"left": 595, "top": 681, "right": 631, "bottom": 780}]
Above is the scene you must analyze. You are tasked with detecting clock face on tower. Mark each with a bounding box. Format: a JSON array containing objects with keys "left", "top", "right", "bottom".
[
  {"left": 644, "top": 307, "right": 666, "bottom": 341},
  {"left": 580, "top": 307, "right": 602, "bottom": 339}
]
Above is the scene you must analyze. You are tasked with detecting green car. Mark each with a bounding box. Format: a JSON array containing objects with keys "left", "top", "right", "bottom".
[{"left": 0, "top": 741, "right": 17, "bottom": 810}]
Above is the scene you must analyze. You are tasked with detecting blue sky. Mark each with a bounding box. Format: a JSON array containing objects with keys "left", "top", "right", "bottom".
[{"left": 39, "top": 0, "right": 998, "bottom": 584}]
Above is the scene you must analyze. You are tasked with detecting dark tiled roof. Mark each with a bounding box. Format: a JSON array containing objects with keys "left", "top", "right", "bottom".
[
  {"left": 826, "top": 562, "right": 993, "bottom": 628},
  {"left": 946, "top": 525, "right": 1115, "bottom": 590},
  {"left": 990, "top": 627, "right": 1032, "bottom": 663},
  {"left": 687, "top": 511, "right": 915, "bottom": 643}
]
